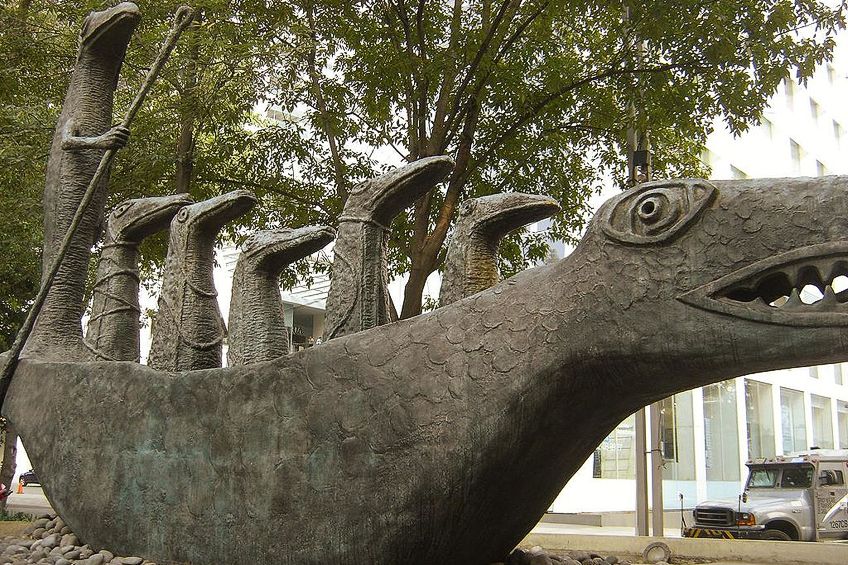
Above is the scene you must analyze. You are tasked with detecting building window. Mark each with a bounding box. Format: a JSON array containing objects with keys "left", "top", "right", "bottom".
[
  {"left": 834, "top": 121, "right": 844, "bottom": 146},
  {"left": 703, "top": 381, "right": 740, "bottom": 482},
  {"left": 701, "top": 149, "right": 713, "bottom": 169},
  {"left": 827, "top": 64, "right": 836, "bottom": 85},
  {"left": 593, "top": 414, "right": 635, "bottom": 479},
  {"left": 811, "top": 395, "right": 834, "bottom": 449},
  {"left": 810, "top": 99, "right": 820, "bottom": 122},
  {"left": 790, "top": 139, "right": 803, "bottom": 175},
  {"left": 781, "top": 388, "right": 807, "bottom": 454},
  {"left": 745, "top": 380, "right": 775, "bottom": 459},
  {"left": 730, "top": 165, "right": 748, "bottom": 179},
  {"left": 838, "top": 402, "right": 848, "bottom": 449},
  {"left": 760, "top": 116, "right": 774, "bottom": 139},
  {"left": 836, "top": 364, "right": 844, "bottom": 386},
  {"left": 817, "top": 161, "right": 828, "bottom": 176},
  {"left": 785, "top": 78, "right": 795, "bottom": 108},
  {"left": 659, "top": 391, "right": 696, "bottom": 480}
]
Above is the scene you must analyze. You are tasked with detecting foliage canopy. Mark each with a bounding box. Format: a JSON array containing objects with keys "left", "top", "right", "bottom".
[{"left": 0, "top": 0, "right": 845, "bottom": 343}]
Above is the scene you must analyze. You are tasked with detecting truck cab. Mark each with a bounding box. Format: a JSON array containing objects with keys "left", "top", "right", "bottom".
[{"left": 684, "top": 450, "right": 848, "bottom": 541}]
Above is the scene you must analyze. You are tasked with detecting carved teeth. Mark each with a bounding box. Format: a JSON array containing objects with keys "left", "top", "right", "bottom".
[
  {"left": 721, "top": 257, "right": 848, "bottom": 312},
  {"left": 782, "top": 288, "right": 803, "bottom": 310},
  {"left": 822, "top": 285, "right": 837, "bottom": 305},
  {"left": 679, "top": 243, "right": 848, "bottom": 327}
]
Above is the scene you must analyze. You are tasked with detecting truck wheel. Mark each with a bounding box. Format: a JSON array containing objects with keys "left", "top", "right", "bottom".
[{"left": 762, "top": 529, "right": 792, "bottom": 541}]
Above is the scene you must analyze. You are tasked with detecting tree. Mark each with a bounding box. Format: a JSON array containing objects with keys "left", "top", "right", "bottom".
[
  {"left": 273, "top": 0, "right": 845, "bottom": 316},
  {"left": 0, "top": 0, "right": 336, "bottom": 331},
  {"left": 1, "top": 0, "right": 845, "bottom": 335}
]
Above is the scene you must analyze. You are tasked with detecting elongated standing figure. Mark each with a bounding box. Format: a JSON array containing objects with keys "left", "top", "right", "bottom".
[
  {"left": 148, "top": 190, "right": 256, "bottom": 371},
  {"left": 85, "top": 193, "right": 193, "bottom": 361},
  {"left": 227, "top": 225, "right": 335, "bottom": 366},
  {"left": 25, "top": 3, "right": 141, "bottom": 360},
  {"left": 324, "top": 156, "right": 454, "bottom": 339},
  {"left": 439, "top": 193, "right": 560, "bottom": 305}
]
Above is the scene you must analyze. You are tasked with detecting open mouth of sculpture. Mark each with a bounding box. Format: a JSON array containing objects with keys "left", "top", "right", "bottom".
[{"left": 678, "top": 242, "right": 848, "bottom": 326}]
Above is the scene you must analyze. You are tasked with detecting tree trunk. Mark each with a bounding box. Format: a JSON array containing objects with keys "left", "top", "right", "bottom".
[
  {"left": 399, "top": 263, "right": 433, "bottom": 319},
  {"left": 175, "top": 18, "right": 200, "bottom": 194},
  {"left": 0, "top": 423, "right": 17, "bottom": 513},
  {"left": 399, "top": 100, "right": 480, "bottom": 319}
]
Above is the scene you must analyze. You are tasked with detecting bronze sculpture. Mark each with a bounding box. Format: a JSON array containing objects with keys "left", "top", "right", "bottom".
[
  {"left": 323, "top": 156, "right": 454, "bottom": 339},
  {"left": 439, "top": 192, "right": 560, "bottom": 306},
  {"left": 228, "top": 226, "right": 335, "bottom": 366},
  {"left": 85, "top": 194, "right": 193, "bottom": 362},
  {"left": 25, "top": 2, "right": 140, "bottom": 360},
  {"left": 148, "top": 190, "right": 256, "bottom": 371},
  {"left": 3, "top": 5, "right": 848, "bottom": 565}
]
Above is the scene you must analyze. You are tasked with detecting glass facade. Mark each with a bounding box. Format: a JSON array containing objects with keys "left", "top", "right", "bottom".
[
  {"left": 781, "top": 388, "right": 807, "bottom": 453},
  {"left": 811, "top": 394, "right": 834, "bottom": 449},
  {"left": 839, "top": 402, "right": 848, "bottom": 450},
  {"left": 659, "top": 392, "right": 696, "bottom": 481},
  {"left": 703, "top": 381, "right": 740, "bottom": 488},
  {"left": 593, "top": 414, "right": 635, "bottom": 479},
  {"left": 745, "top": 380, "right": 775, "bottom": 459}
]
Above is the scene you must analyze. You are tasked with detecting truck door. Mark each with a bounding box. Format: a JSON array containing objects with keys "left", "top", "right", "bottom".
[{"left": 816, "top": 463, "right": 848, "bottom": 539}]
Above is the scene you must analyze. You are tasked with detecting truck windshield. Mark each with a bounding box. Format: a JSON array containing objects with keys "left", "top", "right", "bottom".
[
  {"left": 748, "top": 467, "right": 779, "bottom": 488},
  {"left": 746, "top": 465, "right": 814, "bottom": 489},
  {"left": 780, "top": 466, "right": 813, "bottom": 488}
]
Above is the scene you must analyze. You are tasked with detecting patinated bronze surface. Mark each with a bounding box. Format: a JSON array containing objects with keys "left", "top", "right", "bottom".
[
  {"left": 5, "top": 5, "right": 848, "bottom": 565},
  {"left": 147, "top": 190, "right": 256, "bottom": 371},
  {"left": 439, "top": 192, "right": 560, "bottom": 306},
  {"left": 24, "top": 2, "right": 140, "bottom": 360},
  {"left": 323, "top": 156, "right": 454, "bottom": 339},
  {"left": 228, "top": 226, "right": 335, "bottom": 366},
  {"left": 8, "top": 175, "right": 848, "bottom": 565},
  {"left": 85, "top": 194, "right": 193, "bottom": 362}
]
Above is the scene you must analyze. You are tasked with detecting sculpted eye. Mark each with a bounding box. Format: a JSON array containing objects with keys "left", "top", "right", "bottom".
[
  {"left": 599, "top": 179, "right": 716, "bottom": 245},
  {"left": 113, "top": 203, "right": 131, "bottom": 217},
  {"left": 176, "top": 208, "right": 190, "bottom": 223}
]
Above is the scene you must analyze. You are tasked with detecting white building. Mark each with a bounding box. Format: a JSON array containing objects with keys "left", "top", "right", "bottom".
[{"left": 549, "top": 42, "right": 848, "bottom": 517}]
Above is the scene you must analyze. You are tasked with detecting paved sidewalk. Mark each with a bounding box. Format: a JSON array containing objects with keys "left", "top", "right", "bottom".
[
  {"left": 6, "top": 486, "right": 52, "bottom": 516},
  {"left": 532, "top": 521, "right": 684, "bottom": 538}
]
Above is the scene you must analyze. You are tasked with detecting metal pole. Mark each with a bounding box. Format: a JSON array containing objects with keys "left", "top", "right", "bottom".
[
  {"left": 635, "top": 408, "right": 650, "bottom": 535},
  {"left": 650, "top": 402, "right": 664, "bottom": 536},
  {"left": 623, "top": 1, "right": 651, "bottom": 536}
]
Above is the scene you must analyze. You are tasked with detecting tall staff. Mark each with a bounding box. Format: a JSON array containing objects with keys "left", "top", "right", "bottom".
[{"left": 0, "top": 6, "right": 196, "bottom": 407}]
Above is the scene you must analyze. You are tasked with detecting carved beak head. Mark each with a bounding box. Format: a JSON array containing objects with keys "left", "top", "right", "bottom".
[
  {"left": 174, "top": 190, "right": 257, "bottom": 235},
  {"left": 459, "top": 193, "right": 561, "bottom": 240},
  {"left": 80, "top": 2, "right": 141, "bottom": 52},
  {"left": 344, "top": 156, "right": 455, "bottom": 227},
  {"left": 584, "top": 176, "right": 848, "bottom": 394},
  {"left": 108, "top": 193, "right": 194, "bottom": 243},
  {"left": 241, "top": 225, "right": 336, "bottom": 274}
]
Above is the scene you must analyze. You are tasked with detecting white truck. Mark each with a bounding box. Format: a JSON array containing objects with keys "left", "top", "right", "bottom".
[{"left": 684, "top": 450, "right": 848, "bottom": 541}]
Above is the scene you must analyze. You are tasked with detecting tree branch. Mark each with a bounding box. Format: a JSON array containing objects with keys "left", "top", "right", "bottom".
[
  {"left": 441, "top": 0, "right": 518, "bottom": 145},
  {"left": 305, "top": 2, "right": 348, "bottom": 201},
  {"left": 471, "top": 62, "right": 693, "bottom": 174},
  {"left": 430, "top": 0, "right": 464, "bottom": 151},
  {"left": 202, "top": 175, "right": 334, "bottom": 216}
]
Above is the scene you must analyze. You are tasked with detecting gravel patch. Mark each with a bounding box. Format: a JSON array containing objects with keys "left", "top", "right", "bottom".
[
  {"left": 497, "top": 545, "right": 635, "bottom": 565},
  {"left": 0, "top": 514, "right": 156, "bottom": 565}
]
